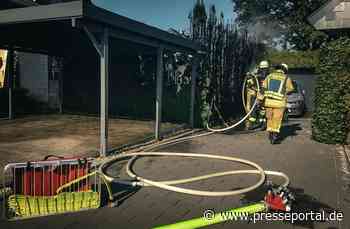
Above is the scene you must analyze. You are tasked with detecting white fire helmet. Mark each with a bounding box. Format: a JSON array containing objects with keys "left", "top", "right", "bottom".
[{"left": 259, "top": 60, "right": 269, "bottom": 69}]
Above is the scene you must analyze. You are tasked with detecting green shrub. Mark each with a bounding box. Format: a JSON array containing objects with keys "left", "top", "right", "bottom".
[
  {"left": 266, "top": 50, "right": 320, "bottom": 71},
  {"left": 312, "top": 37, "right": 350, "bottom": 144}
]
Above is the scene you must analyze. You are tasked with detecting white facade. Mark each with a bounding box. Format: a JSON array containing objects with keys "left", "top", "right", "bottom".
[{"left": 308, "top": 0, "right": 350, "bottom": 31}]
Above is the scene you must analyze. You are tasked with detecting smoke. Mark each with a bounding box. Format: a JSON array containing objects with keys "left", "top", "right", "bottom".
[{"left": 245, "top": 16, "right": 284, "bottom": 46}]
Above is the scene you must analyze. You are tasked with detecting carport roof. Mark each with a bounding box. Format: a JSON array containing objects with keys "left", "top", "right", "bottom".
[{"left": 0, "top": 0, "right": 201, "bottom": 54}]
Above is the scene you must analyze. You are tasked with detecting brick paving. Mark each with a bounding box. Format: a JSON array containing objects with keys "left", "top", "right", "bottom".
[{"left": 1, "top": 119, "right": 349, "bottom": 229}]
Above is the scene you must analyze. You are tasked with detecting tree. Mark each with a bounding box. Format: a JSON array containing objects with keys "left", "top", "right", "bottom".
[
  {"left": 231, "top": 0, "right": 328, "bottom": 50},
  {"left": 190, "top": 1, "right": 264, "bottom": 126}
]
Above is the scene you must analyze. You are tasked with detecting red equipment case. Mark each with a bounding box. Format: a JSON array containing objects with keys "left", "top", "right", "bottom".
[{"left": 11, "top": 156, "right": 91, "bottom": 196}]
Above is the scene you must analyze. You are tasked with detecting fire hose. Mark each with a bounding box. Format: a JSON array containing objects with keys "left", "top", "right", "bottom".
[
  {"left": 206, "top": 72, "right": 260, "bottom": 132},
  {"left": 96, "top": 72, "right": 292, "bottom": 228},
  {"left": 100, "top": 152, "right": 289, "bottom": 197},
  {"left": 0, "top": 72, "right": 293, "bottom": 226},
  {"left": 99, "top": 72, "right": 289, "bottom": 195}
]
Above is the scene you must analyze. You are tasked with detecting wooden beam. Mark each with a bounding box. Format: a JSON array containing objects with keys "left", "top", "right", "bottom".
[
  {"left": 84, "top": 2, "right": 200, "bottom": 52},
  {"left": 9, "top": 0, "right": 37, "bottom": 7},
  {"left": 108, "top": 29, "right": 195, "bottom": 54},
  {"left": 100, "top": 27, "right": 109, "bottom": 157},
  {"left": 155, "top": 47, "right": 164, "bottom": 140},
  {"left": 59, "top": 65, "right": 63, "bottom": 114},
  {"left": 0, "top": 1, "right": 83, "bottom": 24},
  {"left": 8, "top": 49, "right": 14, "bottom": 120},
  {"left": 190, "top": 55, "right": 198, "bottom": 128},
  {"left": 83, "top": 22, "right": 110, "bottom": 157},
  {"left": 83, "top": 25, "right": 103, "bottom": 57}
]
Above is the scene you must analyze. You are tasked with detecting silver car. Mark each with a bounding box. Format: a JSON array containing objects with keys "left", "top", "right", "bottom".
[{"left": 286, "top": 80, "right": 306, "bottom": 116}]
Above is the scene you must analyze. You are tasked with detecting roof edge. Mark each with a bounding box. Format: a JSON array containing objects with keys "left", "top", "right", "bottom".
[
  {"left": 308, "top": 0, "right": 341, "bottom": 24},
  {"left": 0, "top": 1, "right": 84, "bottom": 25},
  {"left": 84, "top": 1, "right": 201, "bottom": 52}
]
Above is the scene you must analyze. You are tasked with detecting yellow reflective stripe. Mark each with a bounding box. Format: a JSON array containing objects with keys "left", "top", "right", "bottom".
[
  {"left": 265, "top": 91, "right": 283, "bottom": 97},
  {"left": 280, "top": 77, "right": 287, "bottom": 95},
  {"left": 267, "top": 127, "right": 281, "bottom": 133},
  {"left": 266, "top": 95, "right": 284, "bottom": 100},
  {"left": 265, "top": 91, "right": 284, "bottom": 100},
  {"left": 249, "top": 117, "right": 257, "bottom": 122},
  {"left": 264, "top": 98, "right": 286, "bottom": 108},
  {"left": 270, "top": 71, "right": 286, "bottom": 80}
]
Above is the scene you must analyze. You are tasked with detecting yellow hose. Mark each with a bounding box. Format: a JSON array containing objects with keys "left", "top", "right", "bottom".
[
  {"left": 7, "top": 191, "right": 100, "bottom": 218},
  {"left": 56, "top": 171, "right": 114, "bottom": 201},
  {"left": 6, "top": 171, "right": 114, "bottom": 219}
]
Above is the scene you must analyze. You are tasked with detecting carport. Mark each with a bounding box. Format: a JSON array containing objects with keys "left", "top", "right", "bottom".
[{"left": 0, "top": 0, "right": 201, "bottom": 157}]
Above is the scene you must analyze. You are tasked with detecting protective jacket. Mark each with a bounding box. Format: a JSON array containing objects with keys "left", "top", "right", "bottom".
[
  {"left": 263, "top": 70, "right": 294, "bottom": 108},
  {"left": 245, "top": 75, "right": 258, "bottom": 112}
]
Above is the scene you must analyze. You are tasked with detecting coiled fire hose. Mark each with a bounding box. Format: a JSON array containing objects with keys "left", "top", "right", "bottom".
[
  {"left": 99, "top": 72, "right": 290, "bottom": 196},
  {"left": 100, "top": 152, "right": 289, "bottom": 197},
  {"left": 0, "top": 72, "right": 290, "bottom": 227},
  {"left": 96, "top": 72, "right": 291, "bottom": 229},
  {"left": 0, "top": 71, "right": 289, "bottom": 228}
]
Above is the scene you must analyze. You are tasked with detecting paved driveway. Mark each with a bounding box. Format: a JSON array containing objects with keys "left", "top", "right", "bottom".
[{"left": 1, "top": 119, "right": 349, "bottom": 229}]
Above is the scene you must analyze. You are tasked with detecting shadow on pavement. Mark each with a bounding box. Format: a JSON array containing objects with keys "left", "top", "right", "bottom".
[
  {"left": 278, "top": 123, "right": 303, "bottom": 143},
  {"left": 100, "top": 182, "right": 141, "bottom": 207},
  {"left": 100, "top": 158, "right": 142, "bottom": 207},
  {"left": 240, "top": 185, "right": 338, "bottom": 229}
]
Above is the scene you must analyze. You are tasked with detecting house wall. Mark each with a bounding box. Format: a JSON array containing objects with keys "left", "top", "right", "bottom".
[
  {"left": 333, "top": 1, "right": 350, "bottom": 19},
  {"left": 309, "top": 0, "right": 350, "bottom": 30},
  {"left": 18, "top": 52, "right": 49, "bottom": 103}
]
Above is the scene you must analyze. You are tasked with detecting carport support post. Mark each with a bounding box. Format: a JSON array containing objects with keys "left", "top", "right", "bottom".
[
  {"left": 190, "top": 55, "right": 198, "bottom": 128},
  {"left": 8, "top": 83, "right": 13, "bottom": 120},
  {"left": 155, "top": 47, "right": 164, "bottom": 141},
  {"left": 100, "top": 28, "right": 109, "bottom": 157},
  {"left": 59, "top": 70, "right": 63, "bottom": 114},
  {"left": 8, "top": 49, "right": 14, "bottom": 120}
]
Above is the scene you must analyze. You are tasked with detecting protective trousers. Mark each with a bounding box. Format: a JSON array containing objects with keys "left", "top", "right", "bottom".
[
  {"left": 246, "top": 90, "right": 258, "bottom": 128},
  {"left": 265, "top": 107, "right": 285, "bottom": 133}
]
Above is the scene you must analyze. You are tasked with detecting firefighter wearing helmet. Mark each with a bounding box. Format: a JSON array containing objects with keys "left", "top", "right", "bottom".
[
  {"left": 245, "top": 60, "right": 270, "bottom": 130},
  {"left": 261, "top": 63, "right": 294, "bottom": 144},
  {"left": 258, "top": 61, "right": 270, "bottom": 82}
]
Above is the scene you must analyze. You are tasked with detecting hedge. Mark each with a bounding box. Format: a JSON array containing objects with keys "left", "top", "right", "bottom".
[
  {"left": 312, "top": 37, "right": 350, "bottom": 144},
  {"left": 266, "top": 50, "right": 320, "bottom": 71}
]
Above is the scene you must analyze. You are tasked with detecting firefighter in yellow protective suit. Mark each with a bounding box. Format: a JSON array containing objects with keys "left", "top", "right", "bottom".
[
  {"left": 262, "top": 63, "right": 294, "bottom": 144},
  {"left": 245, "top": 61, "right": 269, "bottom": 130},
  {"left": 245, "top": 73, "right": 258, "bottom": 130},
  {"left": 0, "top": 51, "right": 6, "bottom": 88}
]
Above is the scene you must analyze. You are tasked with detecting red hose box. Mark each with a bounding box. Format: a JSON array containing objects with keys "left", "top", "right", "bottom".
[{"left": 12, "top": 156, "right": 91, "bottom": 196}]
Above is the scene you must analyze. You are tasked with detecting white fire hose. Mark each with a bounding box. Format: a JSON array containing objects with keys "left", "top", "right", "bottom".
[{"left": 99, "top": 73, "right": 290, "bottom": 197}]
